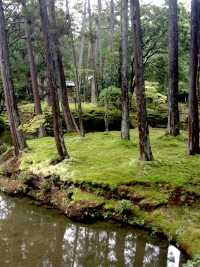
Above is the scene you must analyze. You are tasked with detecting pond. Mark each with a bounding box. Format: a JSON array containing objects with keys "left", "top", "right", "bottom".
[{"left": 0, "top": 193, "right": 187, "bottom": 267}]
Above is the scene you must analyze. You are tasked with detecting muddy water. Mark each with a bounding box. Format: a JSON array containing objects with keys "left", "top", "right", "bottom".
[{"left": 0, "top": 193, "right": 186, "bottom": 267}]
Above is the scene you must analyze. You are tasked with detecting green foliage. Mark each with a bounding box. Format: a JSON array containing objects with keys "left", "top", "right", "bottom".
[
  {"left": 145, "top": 82, "right": 167, "bottom": 105},
  {"left": 116, "top": 199, "right": 133, "bottom": 214},
  {"left": 0, "top": 142, "right": 7, "bottom": 155},
  {"left": 19, "top": 114, "right": 46, "bottom": 134},
  {"left": 99, "top": 86, "right": 121, "bottom": 108},
  {"left": 183, "top": 255, "right": 200, "bottom": 267},
  {"left": 19, "top": 129, "right": 200, "bottom": 191},
  {"left": 40, "top": 179, "right": 52, "bottom": 193}
]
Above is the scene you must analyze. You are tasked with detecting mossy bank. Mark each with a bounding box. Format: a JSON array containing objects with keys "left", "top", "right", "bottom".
[{"left": 1, "top": 129, "right": 200, "bottom": 263}]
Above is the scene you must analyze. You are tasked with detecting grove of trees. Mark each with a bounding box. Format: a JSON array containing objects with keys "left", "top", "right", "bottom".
[{"left": 0, "top": 0, "right": 199, "bottom": 159}]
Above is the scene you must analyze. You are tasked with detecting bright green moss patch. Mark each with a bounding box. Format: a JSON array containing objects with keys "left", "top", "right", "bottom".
[
  {"left": 71, "top": 188, "right": 105, "bottom": 204},
  {"left": 130, "top": 185, "right": 170, "bottom": 207},
  {"left": 20, "top": 129, "right": 200, "bottom": 192}
]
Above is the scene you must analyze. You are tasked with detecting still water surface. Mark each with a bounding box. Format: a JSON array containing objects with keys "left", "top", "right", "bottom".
[{"left": 0, "top": 193, "right": 186, "bottom": 267}]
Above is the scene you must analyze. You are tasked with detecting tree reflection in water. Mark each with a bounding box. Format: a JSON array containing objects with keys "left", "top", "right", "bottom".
[{"left": 0, "top": 193, "right": 187, "bottom": 267}]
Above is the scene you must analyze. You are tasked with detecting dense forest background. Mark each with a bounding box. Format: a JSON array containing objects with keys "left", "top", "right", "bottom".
[{"left": 0, "top": 0, "right": 190, "bottom": 106}]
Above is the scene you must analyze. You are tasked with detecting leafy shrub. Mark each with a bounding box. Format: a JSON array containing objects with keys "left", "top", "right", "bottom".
[
  {"left": 19, "top": 114, "right": 46, "bottom": 135},
  {"left": 145, "top": 82, "right": 167, "bottom": 105},
  {"left": 99, "top": 86, "right": 122, "bottom": 109},
  {"left": 132, "top": 82, "right": 167, "bottom": 111}
]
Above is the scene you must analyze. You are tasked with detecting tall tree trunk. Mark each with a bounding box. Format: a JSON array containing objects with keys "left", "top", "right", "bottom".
[
  {"left": 21, "top": 0, "right": 45, "bottom": 138},
  {"left": 130, "top": 4, "right": 136, "bottom": 94},
  {"left": 110, "top": 0, "right": 114, "bottom": 51},
  {"left": 78, "top": 1, "right": 87, "bottom": 74},
  {"left": 168, "top": 0, "right": 180, "bottom": 136},
  {"left": 96, "top": 0, "right": 103, "bottom": 92},
  {"left": 66, "top": 0, "right": 85, "bottom": 137},
  {"left": 48, "top": 0, "right": 78, "bottom": 133},
  {"left": 39, "top": 0, "right": 69, "bottom": 159},
  {"left": 0, "top": 0, "right": 26, "bottom": 156},
  {"left": 130, "top": 0, "right": 154, "bottom": 161},
  {"left": 88, "top": 0, "right": 98, "bottom": 103},
  {"left": 57, "top": 52, "right": 79, "bottom": 133},
  {"left": 188, "top": 0, "right": 200, "bottom": 155},
  {"left": 78, "top": 1, "right": 87, "bottom": 103},
  {"left": 121, "top": 0, "right": 130, "bottom": 140}
]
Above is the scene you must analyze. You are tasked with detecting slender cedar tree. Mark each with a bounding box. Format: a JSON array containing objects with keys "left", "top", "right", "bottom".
[
  {"left": 21, "top": 0, "right": 45, "bottom": 137},
  {"left": 168, "top": 0, "right": 180, "bottom": 136},
  {"left": 188, "top": 0, "right": 200, "bottom": 155},
  {"left": 130, "top": 0, "right": 154, "bottom": 161},
  {"left": 88, "top": 0, "right": 98, "bottom": 103},
  {"left": 0, "top": 0, "right": 26, "bottom": 156},
  {"left": 78, "top": 1, "right": 87, "bottom": 75},
  {"left": 110, "top": 0, "right": 115, "bottom": 51},
  {"left": 130, "top": 0, "right": 136, "bottom": 95},
  {"left": 96, "top": 0, "right": 103, "bottom": 92},
  {"left": 120, "top": 0, "right": 130, "bottom": 140},
  {"left": 39, "top": 0, "right": 69, "bottom": 159},
  {"left": 48, "top": 0, "right": 79, "bottom": 133},
  {"left": 77, "top": 0, "right": 87, "bottom": 103},
  {"left": 66, "top": 0, "right": 85, "bottom": 137}
]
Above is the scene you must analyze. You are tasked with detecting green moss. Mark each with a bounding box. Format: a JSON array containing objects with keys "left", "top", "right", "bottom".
[
  {"left": 131, "top": 185, "right": 170, "bottom": 206},
  {"left": 19, "top": 129, "right": 200, "bottom": 192},
  {"left": 71, "top": 188, "right": 105, "bottom": 204},
  {"left": 140, "top": 205, "right": 200, "bottom": 257},
  {"left": 18, "top": 129, "right": 200, "bottom": 257}
]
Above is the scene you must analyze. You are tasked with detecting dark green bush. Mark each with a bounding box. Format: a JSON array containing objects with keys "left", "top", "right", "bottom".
[{"left": 0, "top": 116, "right": 5, "bottom": 134}]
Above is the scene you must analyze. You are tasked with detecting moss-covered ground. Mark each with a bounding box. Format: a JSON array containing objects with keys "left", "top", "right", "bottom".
[
  {"left": 1, "top": 128, "right": 200, "bottom": 260},
  {"left": 20, "top": 129, "right": 199, "bottom": 189}
]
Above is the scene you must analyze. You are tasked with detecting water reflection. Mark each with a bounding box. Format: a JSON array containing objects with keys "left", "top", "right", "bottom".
[{"left": 0, "top": 193, "right": 186, "bottom": 267}]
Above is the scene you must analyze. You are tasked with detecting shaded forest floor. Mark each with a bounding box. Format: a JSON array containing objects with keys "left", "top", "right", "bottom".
[{"left": 1, "top": 129, "right": 200, "bottom": 259}]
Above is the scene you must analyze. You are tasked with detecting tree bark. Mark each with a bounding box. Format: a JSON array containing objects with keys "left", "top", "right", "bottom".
[
  {"left": 130, "top": 0, "right": 154, "bottom": 161},
  {"left": 39, "top": 0, "right": 69, "bottom": 159},
  {"left": 130, "top": 3, "right": 136, "bottom": 94},
  {"left": 96, "top": 0, "right": 103, "bottom": 92},
  {"left": 88, "top": 0, "right": 98, "bottom": 103},
  {"left": 0, "top": 0, "right": 26, "bottom": 156},
  {"left": 66, "top": 0, "right": 85, "bottom": 137},
  {"left": 77, "top": 1, "right": 87, "bottom": 103},
  {"left": 78, "top": 1, "right": 87, "bottom": 75},
  {"left": 21, "top": 0, "right": 45, "bottom": 138},
  {"left": 110, "top": 0, "right": 114, "bottom": 51},
  {"left": 168, "top": 0, "right": 180, "bottom": 136},
  {"left": 188, "top": 0, "right": 200, "bottom": 155},
  {"left": 120, "top": 0, "right": 130, "bottom": 140},
  {"left": 48, "top": 0, "right": 78, "bottom": 133}
]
